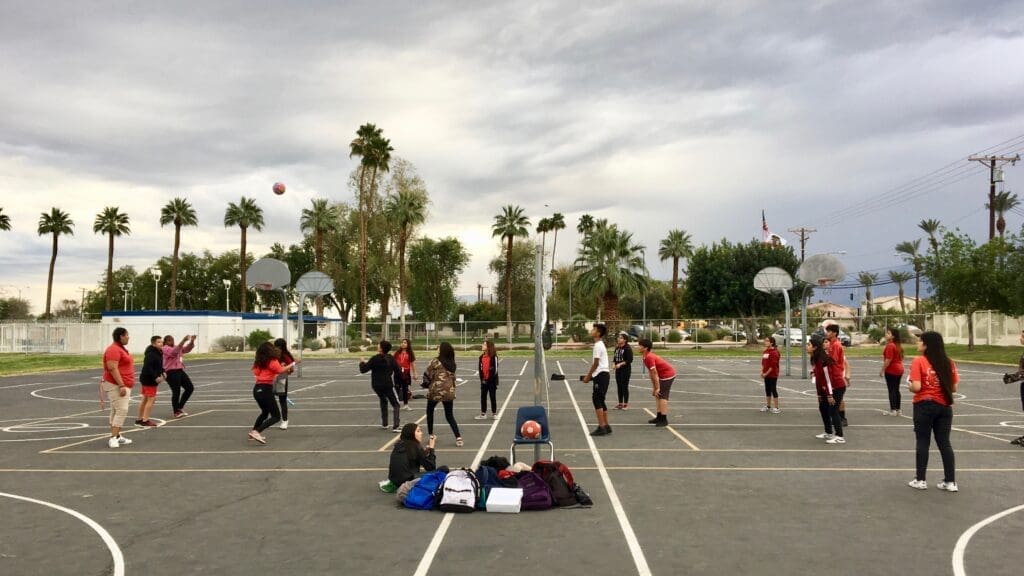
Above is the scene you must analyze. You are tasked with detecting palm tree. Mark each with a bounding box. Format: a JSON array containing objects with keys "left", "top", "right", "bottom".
[
  {"left": 987, "top": 190, "right": 1020, "bottom": 238},
  {"left": 658, "top": 229, "right": 694, "bottom": 325},
  {"left": 492, "top": 205, "right": 531, "bottom": 340},
  {"left": 385, "top": 188, "right": 428, "bottom": 337},
  {"left": 536, "top": 217, "right": 552, "bottom": 272},
  {"left": 159, "top": 197, "right": 198, "bottom": 310},
  {"left": 37, "top": 208, "right": 75, "bottom": 317},
  {"left": 350, "top": 123, "right": 394, "bottom": 338},
  {"left": 577, "top": 214, "right": 595, "bottom": 237},
  {"left": 300, "top": 198, "right": 341, "bottom": 315},
  {"left": 888, "top": 270, "right": 914, "bottom": 314},
  {"left": 0, "top": 207, "right": 10, "bottom": 230},
  {"left": 548, "top": 213, "right": 566, "bottom": 275},
  {"left": 574, "top": 219, "right": 647, "bottom": 327},
  {"left": 895, "top": 239, "right": 923, "bottom": 312},
  {"left": 857, "top": 271, "right": 879, "bottom": 317},
  {"left": 93, "top": 207, "right": 131, "bottom": 311},
  {"left": 918, "top": 219, "right": 941, "bottom": 252},
  {"left": 224, "top": 197, "right": 264, "bottom": 313}
]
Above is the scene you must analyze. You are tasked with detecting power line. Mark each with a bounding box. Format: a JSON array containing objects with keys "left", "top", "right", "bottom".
[
  {"left": 969, "top": 153, "right": 1021, "bottom": 239},
  {"left": 787, "top": 227, "right": 816, "bottom": 262}
]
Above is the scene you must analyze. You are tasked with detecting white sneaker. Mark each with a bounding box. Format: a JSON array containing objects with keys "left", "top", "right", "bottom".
[
  {"left": 908, "top": 479, "right": 928, "bottom": 490},
  {"left": 117, "top": 436, "right": 132, "bottom": 445},
  {"left": 403, "top": 404, "right": 413, "bottom": 411},
  {"left": 815, "top": 433, "right": 835, "bottom": 440},
  {"left": 759, "top": 405, "right": 770, "bottom": 412},
  {"left": 474, "top": 413, "right": 488, "bottom": 420},
  {"left": 279, "top": 420, "right": 288, "bottom": 430},
  {"left": 826, "top": 436, "right": 846, "bottom": 444},
  {"left": 894, "top": 410, "right": 902, "bottom": 417},
  {"left": 491, "top": 413, "right": 499, "bottom": 420},
  {"left": 108, "top": 437, "right": 119, "bottom": 449},
  {"left": 937, "top": 481, "right": 958, "bottom": 492},
  {"left": 770, "top": 408, "right": 781, "bottom": 414}
]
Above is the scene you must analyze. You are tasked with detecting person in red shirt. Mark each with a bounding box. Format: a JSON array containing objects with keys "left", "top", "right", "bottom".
[
  {"left": 102, "top": 327, "right": 135, "bottom": 449},
  {"left": 825, "top": 324, "right": 850, "bottom": 426},
  {"left": 475, "top": 340, "right": 499, "bottom": 420},
  {"left": 879, "top": 328, "right": 905, "bottom": 416},
  {"left": 393, "top": 338, "right": 417, "bottom": 411},
  {"left": 638, "top": 338, "right": 676, "bottom": 427},
  {"left": 808, "top": 334, "right": 846, "bottom": 444},
  {"left": 907, "top": 331, "right": 959, "bottom": 491},
  {"left": 1003, "top": 331, "right": 1024, "bottom": 446},
  {"left": 760, "top": 336, "right": 781, "bottom": 414},
  {"left": 249, "top": 341, "right": 293, "bottom": 444}
]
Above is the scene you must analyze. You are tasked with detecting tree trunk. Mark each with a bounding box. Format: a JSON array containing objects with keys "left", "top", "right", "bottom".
[
  {"left": 550, "top": 229, "right": 558, "bottom": 276},
  {"left": 315, "top": 230, "right": 324, "bottom": 316},
  {"left": 505, "top": 236, "right": 513, "bottom": 343},
  {"left": 240, "top": 226, "right": 248, "bottom": 313},
  {"left": 913, "top": 268, "right": 920, "bottom": 313},
  {"left": 399, "top": 231, "right": 408, "bottom": 338},
  {"left": 170, "top": 223, "right": 181, "bottom": 310},
  {"left": 967, "top": 310, "right": 975, "bottom": 351},
  {"left": 865, "top": 287, "right": 872, "bottom": 317},
  {"left": 998, "top": 216, "right": 1006, "bottom": 238},
  {"left": 603, "top": 290, "right": 619, "bottom": 334},
  {"left": 45, "top": 233, "right": 58, "bottom": 316},
  {"left": 358, "top": 165, "right": 369, "bottom": 340},
  {"left": 898, "top": 286, "right": 905, "bottom": 315},
  {"left": 105, "top": 232, "right": 114, "bottom": 311},
  {"left": 671, "top": 255, "right": 680, "bottom": 324}
]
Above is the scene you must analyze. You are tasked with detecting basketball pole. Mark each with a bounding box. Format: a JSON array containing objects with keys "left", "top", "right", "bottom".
[
  {"left": 533, "top": 244, "right": 548, "bottom": 463},
  {"left": 782, "top": 289, "right": 791, "bottom": 377}
]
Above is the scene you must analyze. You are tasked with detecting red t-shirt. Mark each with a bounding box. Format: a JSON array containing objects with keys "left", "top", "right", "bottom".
[
  {"left": 102, "top": 343, "right": 135, "bottom": 388},
  {"left": 883, "top": 343, "right": 904, "bottom": 376},
  {"left": 643, "top": 351, "right": 676, "bottom": 380},
  {"left": 479, "top": 354, "right": 491, "bottom": 381},
  {"left": 394, "top": 350, "right": 412, "bottom": 372},
  {"left": 252, "top": 359, "right": 284, "bottom": 385},
  {"left": 812, "top": 360, "right": 845, "bottom": 395},
  {"left": 910, "top": 356, "right": 959, "bottom": 406},
  {"left": 827, "top": 338, "right": 845, "bottom": 369},
  {"left": 761, "top": 347, "right": 780, "bottom": 379}
]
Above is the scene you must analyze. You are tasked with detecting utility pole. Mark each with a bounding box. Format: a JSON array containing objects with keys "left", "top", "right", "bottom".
[
  {"left": 968, "top": 154, "right": 1019, "bottom": 240},
  {"left": 788, "top": 227, "right": 816, "bottom": 263}
]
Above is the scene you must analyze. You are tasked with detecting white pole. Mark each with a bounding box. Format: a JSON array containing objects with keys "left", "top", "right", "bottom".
[{"left": 782, "top": 289, "right": 791, "bottom": 377}]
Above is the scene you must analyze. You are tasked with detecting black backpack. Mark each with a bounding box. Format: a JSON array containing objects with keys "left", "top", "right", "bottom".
[{"left": 532, "top": 460, "right": 577, "bottom": 507}]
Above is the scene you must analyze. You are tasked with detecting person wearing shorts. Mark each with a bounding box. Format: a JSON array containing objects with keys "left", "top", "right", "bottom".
[
  {"left": 136, "top": 335, "right": 166, "bottom": 427},
  {"left": 582, "top": 323, "right": 611, "bottom": 436},
  {"left": 760, "top": 336, "right": 781, "bottom": 413},
  {"left": 102, "top": 327, "right": 135, "bottom": 449},
  {"left": 1002, "top": 330, "right": 1024, "bottom": 446},
  {"left": 638, "top": 338, "right": 676, "bottom": 426}
]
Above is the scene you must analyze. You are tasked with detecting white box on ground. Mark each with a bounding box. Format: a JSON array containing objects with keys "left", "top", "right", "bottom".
[{"left": 486, "top": 488, "right": 523, "bottom": 513}]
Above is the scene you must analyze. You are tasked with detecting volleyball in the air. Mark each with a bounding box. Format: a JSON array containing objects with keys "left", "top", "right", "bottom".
[
  {"left": 520, "top": 420, "right": 541, "bottom": 439},
  {"left": 273, "top": 182, "right": 286, "bottom": 195}
]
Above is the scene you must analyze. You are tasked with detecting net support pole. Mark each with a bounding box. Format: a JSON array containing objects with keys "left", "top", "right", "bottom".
[
  {"left": 296, "top": 292, "right": 304, "bottom": 378},
  {"left": 782, "top": 289, "right": 791, "bottom": 377},
  {"left": 282, "top": 288, "right": 290, "bottom": 374},
  {"left": 533, "top": 244, "right": 547, "bottom": 463},
  {"left": 800, "top": 285, "right": 810, "bottom": 379}
]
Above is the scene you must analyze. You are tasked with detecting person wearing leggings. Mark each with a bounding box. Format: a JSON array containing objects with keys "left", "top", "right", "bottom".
[
  {"left": 475, "top": 340, "right": 499, "bottom": 419},
  {"left": 249, "top": 342, "right": 292, "bottom": 445},
  {"left": 880, "top": 328, "right": 905, "bottom": 416},
  {"left": 163, "top": 334, "right": 196, "bottom": 418},
  {"left": 360, "top": 340, "right": 401, "bottom": 432},
  {"left": 582, "top": 323, "right": 611, "bottom": 437},
  {"left": 908, "top": 331, "right": 959, "bottom": 491},
  {"left": 1003, "top": 331, "right": 1024, "bottom": 446},
  {"left": 273, "top": 339, "right": 295, "bottom": 430},
  {"left": 760, "top": 336, "right": 780, "bottom": 413},
  {"left": 808, "top": 334, "right": 846, "bottom": 444},
  {"left": 613, "top": 332, "right": 633, "bottom": 409},
  {"left": 424, "top": 342, "right": 462, "bottom": 447}
]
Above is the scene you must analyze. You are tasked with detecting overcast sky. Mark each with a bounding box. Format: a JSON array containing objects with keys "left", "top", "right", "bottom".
[{"left": 1, "top": 0, "right": 1022, "bottom": 315}]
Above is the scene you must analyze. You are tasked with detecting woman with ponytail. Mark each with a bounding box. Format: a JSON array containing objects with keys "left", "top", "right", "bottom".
[{"left": 907, "top": 331, "right": 959, "bottom": 492}]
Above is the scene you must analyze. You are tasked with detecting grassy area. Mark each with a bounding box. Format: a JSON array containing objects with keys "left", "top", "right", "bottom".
[{"left": 0, "top": 353, "right": 109, "bottom": 377}]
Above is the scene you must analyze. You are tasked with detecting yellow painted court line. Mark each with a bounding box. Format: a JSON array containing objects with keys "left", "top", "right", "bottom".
[
  {"left": 643, "top": 408, "right": 700, "bottom": 451},
  {"left": 40, "top": 410, "right": 214, "bottom": 454},
  {"left": 378, "top": 414, "right": 426, "bottom": 452}
]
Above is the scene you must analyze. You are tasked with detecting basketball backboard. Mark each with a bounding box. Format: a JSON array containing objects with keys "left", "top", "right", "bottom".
[
  {"left": 753, "top": 267, "right": 794, "bottom": 294},
  {"left": 247, "top": 258, "right": 290, "bottom": 290}
]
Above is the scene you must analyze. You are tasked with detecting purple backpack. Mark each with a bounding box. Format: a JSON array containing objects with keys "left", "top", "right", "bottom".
[{"left": 515, "top": 471, "right": 553, "bottom": 511}]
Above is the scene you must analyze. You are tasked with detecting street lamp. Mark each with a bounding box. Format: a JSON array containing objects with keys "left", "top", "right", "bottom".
[
  {"left": 223, "top": 279, "right": 231, "bottom": 312},
  {"left": 126, "top": 282, "right": 134, "bottom": 311},
  {"left": 152, "top": 268, "right": 162, "bottom": 311},
  {"left": 641, "top": 249, "right": 647, "bottom": 336},
  {"left": 118, "top": 282, "right": 127, "bottom": 311}
]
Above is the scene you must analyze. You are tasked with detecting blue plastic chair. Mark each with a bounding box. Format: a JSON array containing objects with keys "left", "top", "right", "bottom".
[{"left": 511, "top": 405, "right": 554, "bottom": 462}]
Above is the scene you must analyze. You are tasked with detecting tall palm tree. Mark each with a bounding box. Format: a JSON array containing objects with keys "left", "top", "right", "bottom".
[
  {"left": 987, "top": 190, "right": 1020, "bottom": 238},
  {"left": 350, "top": 123, "right": 393, "bottom": 338},
  {"left": 888, "top": 270, "right": 914, "bottom": 314},
  {"left": 857, "top": 271, "right": 879, "bottom": 317},
  {"left": 895, "top": 239, "right": 923, "bottom": 312},
  {"left": 548, "top": 212, "right": 566, "bottom": 275},
  {"left": 93, "top": 207, "right": 131, "bottom": 311},
  {"left": 536, "top": 217, "right": 552, "bottom": 272},
  {"left": 385, "top": 188, "right": 428, "bottom": 337},
  {"left": 492, "top": 205, "right": 531, "bottom": 339},
  {"left": 300, "top": 198, "right": 341, "bottom": 315},
  {"left": 160, "top": 197, "right": 198, "bottom": 311},
  {"left": 577, "top": 214, "right": 595, "bottom": 237},
  {"left": 658, "top": 229, "right": 694, "bottom": 325},
  {"left": 574, "top": 219, "right": 647, "bottom": 327},
  {"left": 0, "top": 207, "right": 10, "bottom": 230},
  {"left": 37, "top": 208, "right": 75, "bottom": 317},
  {"left": 918, "top": 219, "right": 941, "bottom": 252},
  {"left": 224, "top": 197, "right": 264, "bottom": 313}
]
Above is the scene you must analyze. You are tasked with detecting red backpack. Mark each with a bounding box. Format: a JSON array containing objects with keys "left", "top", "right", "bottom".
[{"left": 532, "top": 460, "right": 576, "bottom": 507}]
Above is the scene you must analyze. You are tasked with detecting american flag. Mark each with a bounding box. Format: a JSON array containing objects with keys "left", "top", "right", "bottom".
[{"left": 762, "top": 210, "right": 769, "bottom": 242}]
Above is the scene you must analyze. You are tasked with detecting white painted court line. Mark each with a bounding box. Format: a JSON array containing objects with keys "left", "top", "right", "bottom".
[
  {"left": 412, "top": 378, "right": 520, "bottom": 576},
  {"left": 564, "top": 379, "right": 651, "bottom": 576},
  {"left": 378, "top": 414, "right": 427, "bottom": 452},
  {"left": 518, "top": 360, "right": 529, "bottom": 376},
  {"left": 0, "top": 491, "right": 125, "bottom": 576},
  {"left": 953, "top": 503, "right": 1024, "bottom": 576},
  {"left": 642, "top": 408, "right": 700, "bottom": 451}
]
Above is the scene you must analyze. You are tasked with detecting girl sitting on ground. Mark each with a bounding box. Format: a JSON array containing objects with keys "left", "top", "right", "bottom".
[{"left": 380, "top": 423, "right": 438, "bottom": 499}]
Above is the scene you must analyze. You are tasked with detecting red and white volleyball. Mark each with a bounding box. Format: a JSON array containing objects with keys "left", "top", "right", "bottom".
[
  {"left": 273, "top": 182, "right": 286, "bottom": 195},
  {"left": 520, "top": 420, "right": 541, "bottom": 439}
]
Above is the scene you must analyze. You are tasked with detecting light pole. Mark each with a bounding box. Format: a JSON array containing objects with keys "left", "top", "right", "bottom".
[
  {"left": 152, "top": 268, "right": 162, "bottom": 311},
  {"left": 126, "top": 282, "right": 134, "bottom": 311},
  {"left": 223, "top": 279, "right": 231, "bottom": 311},
  {"left": 79, "top": 287, "right": 88, "bottom": 321},
  {"left": 118, "top": 282, "right": 127, "bottom": 311},
  {"left": 641, "top": 249, "right": 647, "bottom": 336}
]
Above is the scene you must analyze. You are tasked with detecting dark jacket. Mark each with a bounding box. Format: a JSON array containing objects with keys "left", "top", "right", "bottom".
[
  {"left": 360, "top": 353, "right": 397, "bottom": 389},
  {"left": 388, "top": 440, "right": 437, "bottom": 486},
  {"left": 478, "top": 354, "right": 499, "bottom": 387},
  {"left": 614, "top": 344, "right": 633, "bottom": 379},
  {"left": 140, "top": 345, "right": 164, "bottom": 385}
]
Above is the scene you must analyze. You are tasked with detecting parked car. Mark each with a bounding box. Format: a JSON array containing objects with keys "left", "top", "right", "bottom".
[
  {"left": 812, "top": 326, "right": 852, "bottom": 347},
  {"left": 773, "top": 328, "right": 806, "bottom": 346}
]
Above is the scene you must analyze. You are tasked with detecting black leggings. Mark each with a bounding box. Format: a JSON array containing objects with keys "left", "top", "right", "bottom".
[
  {"left": 394, "top": 372, "right": 411, "bottom": 406},
  {"left": 913, "top": 400, "right": 955, "bottom": 482},
  {"left": 884, "top": 373, "right": 902, "bottom": 411},
  {"left": 252, "top": 385, "right": 280, "bottom": 432},
  {"left": 615, "top": 369, "right": 630, "bottom": 404},
  {"left": 592, "top": 372, "right": 610, "bottom": 411},
  {"left": 426, "top": 400, "right": 461, "bottom": 437},
  {"left": 167, "top": 369, "right": 194, "bottom": 413},
  {"left": 817, "top": 387, "right": 846, "bottom": 437},
  {"left": 373, "top": 384, "right": 400, "bottom": 428},
  {"left": 480, "top": 381, "right": 497, "bottom": 414},
  {"left": 276, "top": 378, "right": 288, "bottom": 421},
  {"left": 763, "top": 377, "right": 778, "bottom": 399}
]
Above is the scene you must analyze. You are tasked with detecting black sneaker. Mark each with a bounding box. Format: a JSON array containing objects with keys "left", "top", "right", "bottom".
[
  {"left": 603, "top": 425, "right": 612, "bottom": 435},
  {"left": 648, "top": 416, "right": 660, "bottom": 424},
  {"left": 1004, "top": 373, "right": 1015, "bottom": 384},
  {"left": 134, "top": 419, "right": 145, "bottom": 426},
  {"left": 655, "top": 417, "right": 668, "bottom": 427},
  {"left": 841, "top": 418, "right": 849, "bottom": 427},
  {"left": 590, "top": 426, "right": 608, "bottom": 437},
  {"left": 1011, "top": 436, "right": 1024, "bottom": 446}
]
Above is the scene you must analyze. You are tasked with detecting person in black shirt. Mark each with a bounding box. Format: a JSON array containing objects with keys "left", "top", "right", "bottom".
[
  {"left": 135, "top": 336, "right": 165, "bottom": 427},
  {"left": 1004, "top": 330, "right": 1024, "bottom": 446},
  {"left": 384, "top": 423, "right": 438, "bottom": 496},
  {"left": 360, "top": 340, "right": 401, "bottom": 432},
  {"left": 613, "top": 332, "right": 633, "bottom": 409}
]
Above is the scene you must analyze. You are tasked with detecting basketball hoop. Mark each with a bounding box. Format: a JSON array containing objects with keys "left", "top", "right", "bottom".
[{"left": 255, "top": 283, "right": 273, "bottom": 292}]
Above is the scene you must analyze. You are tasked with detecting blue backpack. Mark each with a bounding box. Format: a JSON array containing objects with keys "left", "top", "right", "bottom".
[
  {"left": 404, "top": 470, "right": 447, "bottom": 510},
  {"left": 474, "top": 465, "right": 501, "bottom": 510}
]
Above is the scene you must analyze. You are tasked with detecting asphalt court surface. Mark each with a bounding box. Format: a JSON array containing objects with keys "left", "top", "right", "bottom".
[{"left": 1, "top": 354, "right": 1021, "bottom": 575}]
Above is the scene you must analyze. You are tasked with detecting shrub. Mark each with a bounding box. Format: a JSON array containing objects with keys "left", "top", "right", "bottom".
[
  {"left": 303, "top": 338, "right": 323, "bottom": 351},
  {"left": 692, "top": 329, "right": 714, "bottom": 343},
  {"left": 565, "top": 314, "right": 589, "bottom": 343},
  {"left": 213, "top": 335, "right": 244, "bottom": 352},
  {"left": 714, "top": 328, "right": 734, "bottom": 341},
  {"left": 323, "top": 336, "right": 336, "bottom": 349},
  {"left": 246, "top": 329, "right": 273, "bottom": 350},
  {"left": 866, "top": 327, "right": 884, "bottom": 343},
  {"left": 667, "top": 330, "right": 683, "bottom": 343}
]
